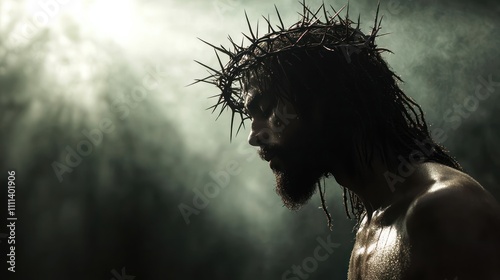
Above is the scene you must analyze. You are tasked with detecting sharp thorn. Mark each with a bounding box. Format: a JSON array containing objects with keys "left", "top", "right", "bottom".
[
  {"left": 274, "top": 5, "right": 285, "bottom": 30},
  {"left": 198, "top": 37, "right": 232, "bottom": 57},
  {"left": 244, "top": 11, "right": 256, "bottom": 41},
  {"left": 194, "top": 60, "right": 222, "bottom": 75}
]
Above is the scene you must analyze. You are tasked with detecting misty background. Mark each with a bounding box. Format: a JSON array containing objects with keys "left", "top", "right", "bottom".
[{"left": 0, "top": 0, "right": 499, "bottom": 279}]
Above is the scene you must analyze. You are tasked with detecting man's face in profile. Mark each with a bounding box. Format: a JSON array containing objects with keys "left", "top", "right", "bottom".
[{"left": 244, "top": 83, "right": 329, "bottom": 210}]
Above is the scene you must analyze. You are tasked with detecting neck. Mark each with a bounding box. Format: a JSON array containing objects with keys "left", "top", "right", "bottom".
[{"left": 330, "top": 156, "right": 401, "bottom": 219}]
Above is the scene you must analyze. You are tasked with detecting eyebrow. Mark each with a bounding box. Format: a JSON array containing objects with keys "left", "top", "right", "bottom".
[{"left": 244, "top": 93, "right": 262, "bottom": 115}]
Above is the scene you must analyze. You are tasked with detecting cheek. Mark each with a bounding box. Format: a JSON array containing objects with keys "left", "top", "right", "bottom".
[
  {"left": 267, "top": 99, "right": 312, "bottom": 147},
  {"left": 269, "top": 114, "right": 308, "bottom": 148}
]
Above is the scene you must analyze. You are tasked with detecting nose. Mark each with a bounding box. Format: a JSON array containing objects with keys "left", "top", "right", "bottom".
[
  {"left": 248, "top": 123, "right": 271, "bottom": 147},
  {"left": 248, "top": 130, "right": 260, "bottom": 146}
]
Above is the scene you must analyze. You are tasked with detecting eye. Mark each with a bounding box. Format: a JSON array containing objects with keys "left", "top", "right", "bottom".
[
  {"left": 259, "top": 104, "right": 272, "bottom": 117},
  {"left": 273, "top": 114, "right": 282, "bottom": 127},
  {"left": 259, "top": 97, "right": 277, "bottom": 118}
]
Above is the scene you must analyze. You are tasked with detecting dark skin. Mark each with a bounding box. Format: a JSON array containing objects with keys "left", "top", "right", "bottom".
[{"left": 244, "top": 87, "right": 500, "bottom": 280}]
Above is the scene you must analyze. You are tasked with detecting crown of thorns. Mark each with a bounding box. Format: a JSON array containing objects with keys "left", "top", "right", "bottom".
[{"left": 193, "top": 2, "right": 388, "bottom": 140}]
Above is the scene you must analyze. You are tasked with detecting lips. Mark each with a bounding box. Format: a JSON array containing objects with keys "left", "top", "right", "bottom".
[
  {"left": 258, "top": 148, "right": 286, "bottom": 172},
  {"left": 259, "top": 148, "right": 277, "bottom": 162}
]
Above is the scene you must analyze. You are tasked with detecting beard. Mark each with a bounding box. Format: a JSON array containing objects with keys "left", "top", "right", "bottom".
[{"left": 259, "top": 144, "right": 328, "bottom": 210}]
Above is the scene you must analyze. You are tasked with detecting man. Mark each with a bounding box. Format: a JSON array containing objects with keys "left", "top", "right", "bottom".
[{"left": 195, "top": 3, "right": 500, "bottom": 279}]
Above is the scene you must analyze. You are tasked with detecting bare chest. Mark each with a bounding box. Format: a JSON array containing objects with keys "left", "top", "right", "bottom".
[{"left": 348, "top": 221, "right": 412, "bottom": 280}]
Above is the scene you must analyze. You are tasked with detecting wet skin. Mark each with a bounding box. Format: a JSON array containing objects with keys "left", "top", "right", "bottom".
[
  {"left": 347, "top": 162, "right": 500, "bottom": 280},
  {"left": 244, "top": 89, "right": 500, "bottom": 280}
]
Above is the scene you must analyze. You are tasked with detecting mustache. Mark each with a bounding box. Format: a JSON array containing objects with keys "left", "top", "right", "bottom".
[
  {"left": 258, "top": 143, "right": 321, "bottom": 163},
  {"left": 258, "top": 145, "right": 287, "bottom": 161}
]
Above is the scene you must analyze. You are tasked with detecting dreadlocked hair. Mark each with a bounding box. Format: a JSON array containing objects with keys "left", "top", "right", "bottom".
[{"left": 193, "top": 1, "right": 462, "bottom": 225}]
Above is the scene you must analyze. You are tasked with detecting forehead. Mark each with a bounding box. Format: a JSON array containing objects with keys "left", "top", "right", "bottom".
[
  {"left": 243, "top": 84, "right": 273, "bottom": 110},
  {"left": 242, "top": 72, "right": 262, "bottom": 101},
  {"left": 242, "top": 71, "right": 284, "bottom": 109}
]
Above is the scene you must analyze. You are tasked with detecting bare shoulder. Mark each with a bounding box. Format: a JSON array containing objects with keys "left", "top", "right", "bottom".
[
  {"left": 405, "top": 163, "right": 500, "bottom": 229},
  {"left": 403, "top": 163, "right": 500, "bottom": 279}
]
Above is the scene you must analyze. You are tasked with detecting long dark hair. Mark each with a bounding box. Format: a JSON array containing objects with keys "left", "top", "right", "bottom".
[{"left": 195, "top": 2, "right": 462, "bottom": 223}]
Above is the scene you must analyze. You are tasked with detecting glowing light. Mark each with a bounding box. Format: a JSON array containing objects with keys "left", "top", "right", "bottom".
[
  {"left": 60, "top": 0, "right": 137, "bottom": 45},
  {"left": 88, "top": 0, "right": 135, "bottom": 42}
]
